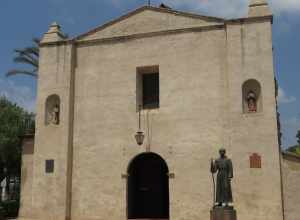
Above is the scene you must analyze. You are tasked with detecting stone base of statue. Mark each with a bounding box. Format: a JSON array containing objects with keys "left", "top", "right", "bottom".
[
  {"left": 210, "top": 206, "right": 237, "bottom": 220},
  {"left": 0, "top": 205, "right": 5, "bottom": 220}
]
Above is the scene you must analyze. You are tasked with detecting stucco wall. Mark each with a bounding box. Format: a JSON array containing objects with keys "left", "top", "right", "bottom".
[
  {"left": 282, "top": 152, "right": 300, "bottom": 220},
  {"left": 19, "top": 135, "right": 34, "bottom": 219}
]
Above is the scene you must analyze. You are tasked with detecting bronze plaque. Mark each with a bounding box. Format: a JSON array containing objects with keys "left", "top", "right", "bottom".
[{"left": 250, "top": 153, "right": 261, "bottom": 168}]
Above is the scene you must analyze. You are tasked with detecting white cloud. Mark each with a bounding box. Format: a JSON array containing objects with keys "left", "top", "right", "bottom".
[
  {"left": 0, "top": 79, "right": 36, "bottom": 113},
  {"left": 277, "top": 87, "right": 296, "bottom": 104}
]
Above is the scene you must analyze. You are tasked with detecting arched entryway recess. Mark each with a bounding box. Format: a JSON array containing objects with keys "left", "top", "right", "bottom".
[{"left": 127, "top": 152, "right": 169, "bottom": 220}]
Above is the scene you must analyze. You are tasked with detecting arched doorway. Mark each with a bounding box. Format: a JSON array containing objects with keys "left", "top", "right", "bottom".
[{"left": 127, "top": 152, "right": 169, "bottom": 219}]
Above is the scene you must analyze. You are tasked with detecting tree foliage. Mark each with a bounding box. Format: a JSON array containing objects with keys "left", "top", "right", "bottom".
[
  {"left": 296, "top": 130, "right": 300, "bottom": 146},
  {"left": 287, "top": 130, "right": 300, "bottom": 156},
  {"left": 287, "top": 145, "right": 300, "bottom": 155},
  {"left": 6, "top": 38, "right": 39, "bottom": 78},
  {"left": 0, "top": 97, "right": 35, "bottom": 181}
]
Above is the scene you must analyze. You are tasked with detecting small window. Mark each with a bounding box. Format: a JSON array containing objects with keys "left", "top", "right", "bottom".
[
  {"left": 45, "top": 159, "right": 54, "bottom": 173},
  {"left": 137, "top": 66, "right": 159, "bottom": 109}
]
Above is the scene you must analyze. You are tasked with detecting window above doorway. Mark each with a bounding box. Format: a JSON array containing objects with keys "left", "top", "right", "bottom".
[{"left": 136, "top": 65, "right": 159, "bottom": 110}]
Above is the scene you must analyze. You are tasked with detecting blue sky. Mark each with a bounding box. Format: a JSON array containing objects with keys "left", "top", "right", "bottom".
[{"left": 0, "top": 0, "right": 299, "bottom": 148}]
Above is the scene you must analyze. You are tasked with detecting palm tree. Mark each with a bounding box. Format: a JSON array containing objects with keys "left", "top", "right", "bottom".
[{"left": 6, "top": 38, "right": 40, "bottom": 78}]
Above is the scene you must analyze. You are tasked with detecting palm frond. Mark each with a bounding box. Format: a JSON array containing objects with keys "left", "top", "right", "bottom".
[
  {"left": 7, "top": 38, "right": 40, "bottom": 78},
  {"left": 15, "top": 48, "right": 38, "bottom": 58},
  {"left": 33, "top": 38, "right": 40, "bottom": 46},
  {"left": 13, "top": 56, "right": 38, "bottom": 68},
  {"left": 13, "top": 53, "right": 38, "bottom": 68},
  {"left": 18, "top": 52, "right": 38, "bottom": 67},
  {"left": 25, "top": 47, "right": 39, "bottom": 57},
  {"left": 15, "top": 47, "right": 39, "bottom": 58},
  {"left": 6, "top": 69, "right": 38, "bottom": 78}
]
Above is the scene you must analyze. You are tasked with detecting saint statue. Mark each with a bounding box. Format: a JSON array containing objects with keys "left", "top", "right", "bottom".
[
  {"left": 51, "top": 104, "right": 60, "bottom": 125},
  {"left": 210, "top": 148, "right": 233, "bottom": 207},
  {"left": 246, "top": 91, "right": 257, "bottom": 112}
]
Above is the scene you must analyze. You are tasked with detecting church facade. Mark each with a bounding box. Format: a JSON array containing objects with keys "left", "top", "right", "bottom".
[{"left": 18, "top": 1, "right": 289, "bottom": 220}]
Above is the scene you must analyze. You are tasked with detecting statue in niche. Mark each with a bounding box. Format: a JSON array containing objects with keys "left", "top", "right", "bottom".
[
  {"left": 46, "top": 95, "right": 60, "bottom": 125},
  {"left": 47, "top": 104, "right": 59, "bottom": 125},
  {"left": 210, "top": 148, "right": 233, "bottom": 207},
  {"left": 51, "top": 104, "right": 60, "bottom": 125},
  {"left": 246, "top": 90, "right": 257, "bottom": 113}
]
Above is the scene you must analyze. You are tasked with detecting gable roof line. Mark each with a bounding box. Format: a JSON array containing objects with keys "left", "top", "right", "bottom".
[
  {"left": 75, "top": 24, "right": 225, "bottom": 47},
  {"left": 74, "top": 5, "right": 225, "bottom": 41}
]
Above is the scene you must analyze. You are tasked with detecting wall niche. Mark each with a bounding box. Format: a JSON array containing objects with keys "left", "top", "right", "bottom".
[{"left": 45, "top": 94, "right": 60, "bottom": 125}]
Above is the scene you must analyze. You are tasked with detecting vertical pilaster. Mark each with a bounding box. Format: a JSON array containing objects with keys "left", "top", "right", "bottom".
[{"left": 29, "top": 23, "right": 75, "bottom": 220}]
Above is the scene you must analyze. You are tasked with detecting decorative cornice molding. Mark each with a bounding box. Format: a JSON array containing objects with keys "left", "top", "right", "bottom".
[
  {"left": 226, "top": 15, "right": 273, "bottom": 24},
  {"left": 250, "top": 3, "right": 268, "bottom": 7},
  {"left": 75, "top": 24, "right": 225, "bottom": 47},
  {"left": 39, "top": 39, "right": 72, "bottom": 47}
]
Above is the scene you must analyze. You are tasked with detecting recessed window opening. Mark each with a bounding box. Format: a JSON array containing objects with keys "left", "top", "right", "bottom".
[{"left": 137, "top": 66, "right": 159, "bottom": 110}]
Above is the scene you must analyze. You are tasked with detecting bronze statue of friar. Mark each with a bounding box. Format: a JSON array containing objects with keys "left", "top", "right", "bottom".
[
  {"left": 210, "top": 148, "right": 236, "bottom": 220},
  {"left": 210, "top": 148, "right": 233, "bottom": 207}
]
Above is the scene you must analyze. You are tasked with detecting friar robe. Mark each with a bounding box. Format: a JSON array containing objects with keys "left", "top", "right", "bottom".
[{"left": 211, "top": 157, "right": 233, "bottom": 203}]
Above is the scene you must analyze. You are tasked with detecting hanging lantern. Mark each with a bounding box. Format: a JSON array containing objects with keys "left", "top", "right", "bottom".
[
  {"left": 135, "top": 130, "right": 145, "bottom": 146},
  {"left": 135, "top": 105, "right": 144, "bottom": 146}
]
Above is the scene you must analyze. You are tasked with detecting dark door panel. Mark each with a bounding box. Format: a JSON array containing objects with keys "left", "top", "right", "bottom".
[{"left": 128, "top": 153, "right": 169, "bottom": 219}]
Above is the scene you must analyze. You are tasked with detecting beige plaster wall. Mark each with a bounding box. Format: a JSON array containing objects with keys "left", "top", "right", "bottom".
[
  {"left": 282, "top": 153, "right": 300, "bottom": 220},
  {"left": 19, "top": 135, "right": 34, "bottom": 219}
]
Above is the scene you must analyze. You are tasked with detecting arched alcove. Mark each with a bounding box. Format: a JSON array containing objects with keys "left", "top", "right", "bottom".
[
  {"left": 45, "top": 94, "right": 60, "bottom": 125},
  {"left": 127, "top": 152, "right": 169, "bottom": 220},
  {"left": 242, "top": 79, "right": 262, "bottom": 113}
]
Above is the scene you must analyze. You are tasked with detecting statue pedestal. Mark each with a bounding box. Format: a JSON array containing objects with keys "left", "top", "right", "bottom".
[{"left": 210, "top": 206, "right": 237, "bottom": 220}]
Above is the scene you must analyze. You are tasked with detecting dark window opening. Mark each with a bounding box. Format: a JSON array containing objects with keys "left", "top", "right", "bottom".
[
  {"left": 45, "top": 160, "right": 54, "bottom": 173},
  {"left": 142, "top": 73, "right": 159, "bottom": 109}
]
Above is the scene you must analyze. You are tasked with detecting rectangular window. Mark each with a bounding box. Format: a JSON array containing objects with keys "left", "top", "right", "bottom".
[
  {"left": 45, "top": 159, "right": 54, "bottom": 173},
  {"left": 137, "top": 66, "right": 159, "bottom": 110},
  {"left": 142, "top": 73, "right": 159, "bottom": 109}
]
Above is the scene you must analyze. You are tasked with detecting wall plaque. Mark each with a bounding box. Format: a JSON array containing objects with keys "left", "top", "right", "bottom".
[
  {"left": 45, "top": 159, "right": 54, "bottom": 173},
  {"left": 250, "top": 153, "right": 261, "bottom": 168}
]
